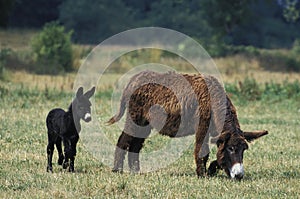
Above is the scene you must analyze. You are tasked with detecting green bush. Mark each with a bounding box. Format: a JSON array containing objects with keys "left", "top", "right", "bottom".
[
  {"left": 292, "top": 39, "right": 300, "bottom": 55},
  {"left": 238, "top": 77, "right": 262, "bottom": 101},
  {"left": 0, "top": 48, "right": 12, "bottom": 80},
  {"left": 31, "top": 21, "right": 73, "bottom": 74},
  {"left": 226, "top": 77, "right": 300, "bottom": 103}
]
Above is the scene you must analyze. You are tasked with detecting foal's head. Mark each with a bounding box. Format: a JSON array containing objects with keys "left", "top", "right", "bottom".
[
  {"left": 215, "top": 130, "right": 268, "bottom": 180},
  {"left": 72, "top": 87, "right": 96, "bottom": 122}
]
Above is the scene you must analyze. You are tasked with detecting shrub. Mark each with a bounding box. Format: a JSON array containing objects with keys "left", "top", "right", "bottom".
[
  {"left": 31, "top": 21, "right": 73, "bottom": 74},
  {"left": 292, "top": 39, "right": 300, "bottom": 55},
  {"left": 0, "top": 48, "right": 12, "bottom": 80},
  {"left": 238, "top": 77, "right": 262, "bottom": 101}
]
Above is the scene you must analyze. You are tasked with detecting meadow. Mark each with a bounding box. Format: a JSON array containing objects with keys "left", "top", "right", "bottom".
[
  {"left": 0, "top": 69, "right": 300, "bottom": 198},
  {"left": 1, "top": 29, "right": 300, "bottom": 198}
]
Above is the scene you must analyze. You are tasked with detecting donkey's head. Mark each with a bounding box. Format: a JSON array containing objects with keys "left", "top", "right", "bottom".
[
  {"left": 72, "top": 86, "right": 96, "bottom": 122},
  {"left": 215, "top": 130, "right": 268, "bottom": 180}
]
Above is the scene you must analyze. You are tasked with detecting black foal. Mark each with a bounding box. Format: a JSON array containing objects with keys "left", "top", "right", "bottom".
[{"left": 46, "top": 86, "right": 95, "bottom": 172}]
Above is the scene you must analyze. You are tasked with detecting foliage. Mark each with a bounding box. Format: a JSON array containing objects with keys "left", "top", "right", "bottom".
[
  {"left": 0, "top": 0, "right": 15, "bottom": 27},
  {"left": 59, "top": 0, "right": 132, "bottom": 43},
  {"left": 1, "top": 0, "right": 300, "bottom": 50},
  {"left": 292, "top": 38, "right": 300, "bottom": 55},
  {"left": 0, "top": 48, "right": 12, "bottom": 80},
  {"left": 31, "top": 22, "right": 73, "bottom": 74},
  {"left": 200, "top": 0, "right": 253, "bottom": 37},
  {"left": 8, "top": 0, "right": 63, "bottom": 27},
  {"left": 283, "top": 0, "right": 300, "bottom": 23},
  {"left": 226, "top": 77, "right": 300, "bottom": 103},
  {"left": 231, "top": 1, "right": 300, "bottom": 48}
]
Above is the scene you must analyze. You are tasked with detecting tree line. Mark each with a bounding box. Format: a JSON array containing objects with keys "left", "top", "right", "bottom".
[{"left": 1, "top": 0, "right": 300, "bottom": 49}]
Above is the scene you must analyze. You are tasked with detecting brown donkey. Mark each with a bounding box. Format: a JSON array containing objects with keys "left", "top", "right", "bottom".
[{"left": 108, "top": 71, "right": 267, "bottom": 179}]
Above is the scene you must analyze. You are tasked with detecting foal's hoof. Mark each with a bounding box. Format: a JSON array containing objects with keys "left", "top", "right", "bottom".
[
  {"left": 58, "top": 156, "right": 64, "bottom": 165},
  {"left": 112, "top": 168, "right": 123, "bottom": 173},
  {"left": 197, "top": 173, "right": 207, "bottom": 178},
  {"left": 68, "top": 167, "right": 75, "bottom": 173},
  {"left": 47, "top": 166, "right": 53, "bottom": 173}
]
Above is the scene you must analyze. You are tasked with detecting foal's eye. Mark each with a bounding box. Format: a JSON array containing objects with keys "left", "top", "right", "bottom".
[{"left": 79, "top": 106, "right": 84, "bottom": 110}]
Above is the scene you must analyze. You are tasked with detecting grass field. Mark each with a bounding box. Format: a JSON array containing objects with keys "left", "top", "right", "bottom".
[
  {"left": 1, "top": 29, "right": 300, "bottom": 198},
  {"left": 0, "top": 70, "right": 299, "bottom": 198}
]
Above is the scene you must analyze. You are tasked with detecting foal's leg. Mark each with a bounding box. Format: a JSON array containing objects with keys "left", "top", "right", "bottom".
[
  {"left": 69, "top": 136, "right": 79, "bottom": 172},
  {"left": 112, "top": 131, "right": 134, "bottom": 172},
  {"left": 62, "top": 138, "right": 71, "bottom": 169},
  {"left": 56, "top": 137, "right": 64, "bottom": 165},
  {"left": 47, "top": 132, "right": 56, "bottom": 172},
  {"left": 63, "top": 135, "right": 79, "bottom": 172}
]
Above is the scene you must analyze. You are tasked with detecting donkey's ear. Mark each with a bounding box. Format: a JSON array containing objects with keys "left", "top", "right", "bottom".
[
  {"left": 76, "top": 87, "right": 84, "bottom": 98},
  {"left": 84, "top": 86, "right": 96, "bottom": 98},
  {"left": 215, "top": 133, "right": 230, "bottom": 147},
  {"left": 243, "top": 130, "right": 268, "bottom": 142}
]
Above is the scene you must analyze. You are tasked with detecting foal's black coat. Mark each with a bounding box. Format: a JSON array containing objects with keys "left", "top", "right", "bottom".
[{"left": 46, "top": 86, "right": 95, "bottom": 172}]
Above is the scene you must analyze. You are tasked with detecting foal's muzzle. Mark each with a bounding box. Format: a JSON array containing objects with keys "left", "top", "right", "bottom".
[{"left": 84, "top": 113, "right": 92, "bottom": 122}]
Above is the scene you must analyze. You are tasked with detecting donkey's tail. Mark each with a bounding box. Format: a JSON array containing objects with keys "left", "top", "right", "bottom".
[{"left": 107, "top": 97, "right": 126, "bottom": 125}]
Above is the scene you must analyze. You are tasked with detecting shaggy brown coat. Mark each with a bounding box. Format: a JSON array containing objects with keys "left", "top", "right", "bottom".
[{"left": 108, "top": 71, "right": 267, "bottom": 178}]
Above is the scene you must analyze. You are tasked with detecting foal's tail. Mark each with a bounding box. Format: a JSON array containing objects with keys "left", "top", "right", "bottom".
[{"left": 107, "top": 96, "right": 126, "bottom": 125}]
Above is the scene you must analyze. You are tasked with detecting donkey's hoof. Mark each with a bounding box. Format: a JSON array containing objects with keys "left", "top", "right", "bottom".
[
  {"left": 63, "top": 162, "right": 69, "bottom": 169},
  {"left": 130, "top": 167, "right": 140, "bottom": 174},
  {"left": 207, "top": 160, "right": 220, "bottom": 176}
]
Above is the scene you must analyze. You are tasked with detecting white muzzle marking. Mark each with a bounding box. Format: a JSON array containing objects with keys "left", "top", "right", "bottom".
[
  {"left": 84, "top": 113, "right": 91, "bottom": 120},
  {"left": 230, "top": 163, "right": 244, "bottom": 179}
]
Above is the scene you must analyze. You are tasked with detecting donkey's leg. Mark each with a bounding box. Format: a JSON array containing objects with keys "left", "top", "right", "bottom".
[
  {"left": 47, "top": 132, "right": 56, "bottom": 172},
  {"left": 56, "top": 137, "right": 64, "bottom": 165},
  {"left": 128, "top": 137, "right": 146, "bottom": 173},
  {"left": 112, "top": 131, "right": 134, "bottom": 172},
  {"left": 207, "top": 159, "right": 220, "bottom": 176},
  {"left": 127, "top": 124, "right": 151, "bottom": 173},
  {"left": 194, "top": 123, "right": 210, "bottom": 177}
]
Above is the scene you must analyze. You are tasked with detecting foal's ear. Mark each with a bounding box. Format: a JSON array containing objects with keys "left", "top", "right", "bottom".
[
  {"left": 76, "top": 87, "right": 84, "bottom": 98},
  {"left": 243, "top": 130, "right": 268, "bottom": 142},
  {"left": 84, "top": 86, "right": 96, "bottom": 99}
]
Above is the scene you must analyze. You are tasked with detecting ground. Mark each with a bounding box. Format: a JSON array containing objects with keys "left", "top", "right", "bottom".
[{"left": 0, "top": 71, "right": 299, "bottom": 198}]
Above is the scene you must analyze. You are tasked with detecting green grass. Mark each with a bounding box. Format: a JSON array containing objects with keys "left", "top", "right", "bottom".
[{"left": 0, "top": 75, "right": 300, "bottom": 198}]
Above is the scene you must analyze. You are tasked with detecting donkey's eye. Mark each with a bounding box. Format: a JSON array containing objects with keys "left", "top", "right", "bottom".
[{"left": 227, "top": 146, "right": 235, "bottom": 153}]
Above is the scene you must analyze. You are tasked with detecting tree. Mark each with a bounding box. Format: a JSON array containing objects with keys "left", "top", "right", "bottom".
[
  {"left": 8, "top": 0, "right": 62, "bottom": 27},
  {"left": 282, "top": 0, "right": 300, "bottom": 23},
  {"left": 59, "top": 0, "right": 133, "bottom": 43},
  {"left": 201, "top": 0, "right": 253, "bottom": 39},
  {"left": 0, "top": 0, "right": 15, "bottom": 27}
]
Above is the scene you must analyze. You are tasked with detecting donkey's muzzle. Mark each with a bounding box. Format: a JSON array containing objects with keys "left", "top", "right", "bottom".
[{"left": 230, "top": 163, "right": 244, "bottom": 180}]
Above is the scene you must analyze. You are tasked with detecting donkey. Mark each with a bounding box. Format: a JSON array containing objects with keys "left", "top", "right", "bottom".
[
  {"left": 46, "top": 86, "right": 95, "bottom": 172},
  {"left": 108, "top": 71, "right": 268, "bottom": 179}
]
